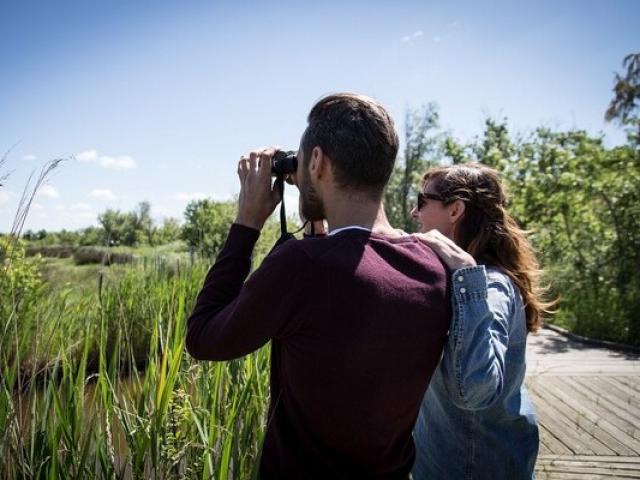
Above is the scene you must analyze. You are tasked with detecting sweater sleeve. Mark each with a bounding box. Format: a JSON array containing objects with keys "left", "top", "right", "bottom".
[
  {"left": 186, "top": 223, "right": 307, "bottom": 361},
  {"left": 439, "top": 265, "right": 512, "bottom": 410}
]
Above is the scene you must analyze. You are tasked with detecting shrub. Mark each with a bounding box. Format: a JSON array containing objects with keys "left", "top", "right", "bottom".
[
  {"left": 73, "top": 247, "right": 134, "bottom": 266},
  {"left": 25, "top": 245, "right": 75, "bottom": 258}
]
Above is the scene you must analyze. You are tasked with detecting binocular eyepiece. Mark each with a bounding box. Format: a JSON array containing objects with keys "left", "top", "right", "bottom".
[{"left": 271, "top": 150, "right": 298, "bottom": 176}]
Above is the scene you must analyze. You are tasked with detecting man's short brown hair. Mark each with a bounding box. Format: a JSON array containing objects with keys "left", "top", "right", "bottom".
[{"left": 302, "top": 93, "right": 399, "bottom": 198}]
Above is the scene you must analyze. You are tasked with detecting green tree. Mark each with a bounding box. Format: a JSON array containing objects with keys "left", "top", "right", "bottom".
[
  {"left": 606, "top": 53, "right": 640, "bottom": 124},
  {"left": 509, "top": 128, "right": 640, "bottom": 344},
  {"left": 384, "top": 104, "right": 441, "bottom": 232},
  {"left": 472, "top": 118, "right": 514, "bottom": 171},
  {"left": 390, "top": 108, "right": 640, "bottom": 345},
  {"left": 98, "top": 208, "right": 126, "bottom": 246},
  {"left": 134, "top": 201, "right": 155, "bottom": 245},
  {"left": 181, "top": 199, "right": 237, "bottom": 258},
  {"left": 97, "top": 209, "right": 137, "bottom": 246},
  {"left": 96, "top": 202, "right": 156, "bottom": 246},
  {"left": 154, "top": 217, "right": 182, "bottom": 245},
  {"left": 0, "top": 237, "right": 44, "bottom": 330},
  {"left": 440, "top": 118, "right": 514, "bottom": 173},
  {"left": 79, "top": 226, "right": 104, "bottom": 246},
  {"left": 57, "top": 229, "right": 80, "bottom": 245}
]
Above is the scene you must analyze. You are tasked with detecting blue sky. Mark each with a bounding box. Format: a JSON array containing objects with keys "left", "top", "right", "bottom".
[{"left": 1, "top": 0, "right": 638, "bottom": 232}]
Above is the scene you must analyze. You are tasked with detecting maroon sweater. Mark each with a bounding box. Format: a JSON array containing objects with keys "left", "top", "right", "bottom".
[{"left": 186, "top": 224, "right": 450, "bottom": 479}]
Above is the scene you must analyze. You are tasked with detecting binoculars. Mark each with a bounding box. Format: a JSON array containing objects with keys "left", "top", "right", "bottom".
[{"left": 271, "top": 150, "right": 298, "bottom": 176}]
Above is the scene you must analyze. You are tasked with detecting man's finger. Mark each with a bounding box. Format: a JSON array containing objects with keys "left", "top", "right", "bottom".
[
  {"left": 426, "top": 229, "right": 443, "bottom": 238},
  {"left": 258, "top": 151, "right": 273, "bottom": 178},
  {"left": 414, "top": 231, "right": 450, "bottom": 253},
  {"left": 238, "top": 157, "right": 249, "bottom": 181},
  {"left": 262, "top": 146, "right": 278, "bottom": 158},
  {"left": 249, "top": 151, "right": 260, "bottom": 171},
  {"left": 419, "top": 230, "right": 440, "bottom": 243},
  {"left": 434, "top": 230, "right": 459, "bottom": 249},
  {"left": 428, "top": 229, "right": 465, "bottom": 255},
  {"left": 260, "top": 146, "right": 280, "bottom": 177},
  {"left": 421, "top": 236, "right": 445, "bottom": 252}
]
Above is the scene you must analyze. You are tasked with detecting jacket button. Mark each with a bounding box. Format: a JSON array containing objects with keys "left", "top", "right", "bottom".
[
  {"left": 460, "top": 287, "right": 466, "bottom": 294},
  {"left": 457, "top": 275, "right": 464, "bottom": 282}
]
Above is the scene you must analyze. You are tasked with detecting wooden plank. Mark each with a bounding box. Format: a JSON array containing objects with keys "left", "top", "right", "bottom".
[
  {"left": 534, "top": 401, "right": 601, "bottom": 455},
  {"left": 537, "top": 461, "right": 640, "bottom": 471},
  {"left": 528, "top": 329, "right": 640, "bottom": 478},
  {"left": 536, "top": 473, "right": 638, "bottom": 480},
  {"left": 538, "top": 440, "right": 551, "bottom": 455},
  {"left": 537, "top": 469, "right": 640, "bottom": 479},
  {"left": 538, "top": 422, "right": 573, "bottom": 455},
  {"left": 531, "top": 385, "right": 616, "bottom": 455},
  {"left": 526, "top": 330, "right": 640, "bottom": 378},
  {"left": 528, "top": 379, "right": 637, "bottom": 456},
  {"left": 571, "top": 377, "right": 640, "bottom": 426},
  {"left": 541, "top": 376, "right": 640, "bottom": 446},
  {"left": 615, "top": 376, "right": 640, "bottom": 393},
  {"left": 540, "top": 462, "right": 640, "bottom": 473},
  {"left": 536, "top": 474, "right": 586, "bottom": 480},
  {"left": 527, "top": 365, "right": 640, "bottom": 376},
  {"left": 535, "top": 459, "right": 640, "bottom": 478},
  {"left": 559, "top": 377, "right": 640, "bottom": 432},
  {"left": 538, "top": 455, "right": 640, "bottom": 464},
  {"left": 530, "top": 376, "right": 640, "bottom": 452},
  {"left": 596, "top": 376, "right": 640, "bottom": 408}
]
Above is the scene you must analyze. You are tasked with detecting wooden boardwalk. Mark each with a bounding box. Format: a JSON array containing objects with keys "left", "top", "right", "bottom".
[{"left": 526, "top": 329, "right": 640, "bottom": 479}]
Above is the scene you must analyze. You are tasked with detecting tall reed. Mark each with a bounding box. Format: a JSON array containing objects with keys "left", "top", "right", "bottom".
[
  {"left": 1, "top": 259, "right": 270, "bottom": 479},
  {"left": 1, "top": 153, "right": 282, "bottom": 479}
]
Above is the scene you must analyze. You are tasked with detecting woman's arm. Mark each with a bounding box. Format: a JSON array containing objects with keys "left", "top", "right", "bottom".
[
  {"left": 440, "top": 265, "right": 512, "bottom": 410},
  {"left": 412, "top": 230, "right": 514, "bottom": 410}
]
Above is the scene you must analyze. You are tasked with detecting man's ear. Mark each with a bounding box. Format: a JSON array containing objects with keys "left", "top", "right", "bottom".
[
  {"left": 449, "top": 199, "right": 466, "bottom": 224},
  {"left": 309, "top": 146, "right": 328, "bottom": 181}
]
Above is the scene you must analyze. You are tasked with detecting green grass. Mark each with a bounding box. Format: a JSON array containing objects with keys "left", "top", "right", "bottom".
[
  {"left": 1, "top": 248, "right": 272, "bottom": 478},
  {"left": 40, "top": 257, "right": 106, "bottom": 294}
]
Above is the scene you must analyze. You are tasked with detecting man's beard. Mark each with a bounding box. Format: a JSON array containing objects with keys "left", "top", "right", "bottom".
[{"left": 300, "top": 169, "right": 325, "bottom": 222}]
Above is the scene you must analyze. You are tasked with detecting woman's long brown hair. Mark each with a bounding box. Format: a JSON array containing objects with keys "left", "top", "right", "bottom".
[{"left": 422, "top": 163, "right": 552, "bottom": 332}]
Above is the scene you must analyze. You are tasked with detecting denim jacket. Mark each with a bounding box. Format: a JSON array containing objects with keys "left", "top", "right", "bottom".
[{"left": 412, "top": 265, "right": 539, "bottom": 480}]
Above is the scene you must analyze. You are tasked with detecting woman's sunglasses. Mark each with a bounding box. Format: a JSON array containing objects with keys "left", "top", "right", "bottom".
[{"left": 417, "top": 192, "right": 446, "bottom": 210}]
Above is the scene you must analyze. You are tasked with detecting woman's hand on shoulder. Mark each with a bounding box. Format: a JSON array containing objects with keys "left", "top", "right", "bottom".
[{"left": 412, "top": 229, "right": 477, "bottom": 270}]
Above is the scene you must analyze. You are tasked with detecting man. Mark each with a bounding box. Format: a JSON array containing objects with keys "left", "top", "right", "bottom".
[{"left": 186, "top": 93, "right": 450, "bottom": 479}]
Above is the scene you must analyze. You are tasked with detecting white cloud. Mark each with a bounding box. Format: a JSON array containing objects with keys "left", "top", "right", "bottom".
[
  {"left": 22, "top": 154, "right": 37, "bottom": 161},
  {"left": 0, "top": 190, "right": 13, "bottom": 205},
  {"left": 401, "top": 30, "right": 424, "bottom": 45},
  {"left": 433, "top": 35, "right": 441, "bottom": 43},
  {"left": 90, "top": 189, "right": 115, "bottom": 200},
  {"left": 37, "top": 185, "right": 60, "bottom": 198},
  {"left": 174, "top": 192, "right": 208, "bottom": 202},
  {"left": 32, "top": 202, "right": 43, "bottom": 210},
  {"left": 448, "top": 20, "right": 461, "bottom": 29},
  {"left": 70, "top": 202, "right": 92, "bottom": 211},
  {"left": 76, "top": 150, "right": 98, "bottom": 162},
  {"left": 55, "top": 204, "right": 66, "bottom": 210},
  {"left": 76, "top": 149, "right": 136, "bottom": 170}
]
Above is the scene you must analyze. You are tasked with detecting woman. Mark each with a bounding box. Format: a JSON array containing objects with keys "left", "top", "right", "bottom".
[{"left": 411, "top": 163, "right": 551, "bottom": 480}]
